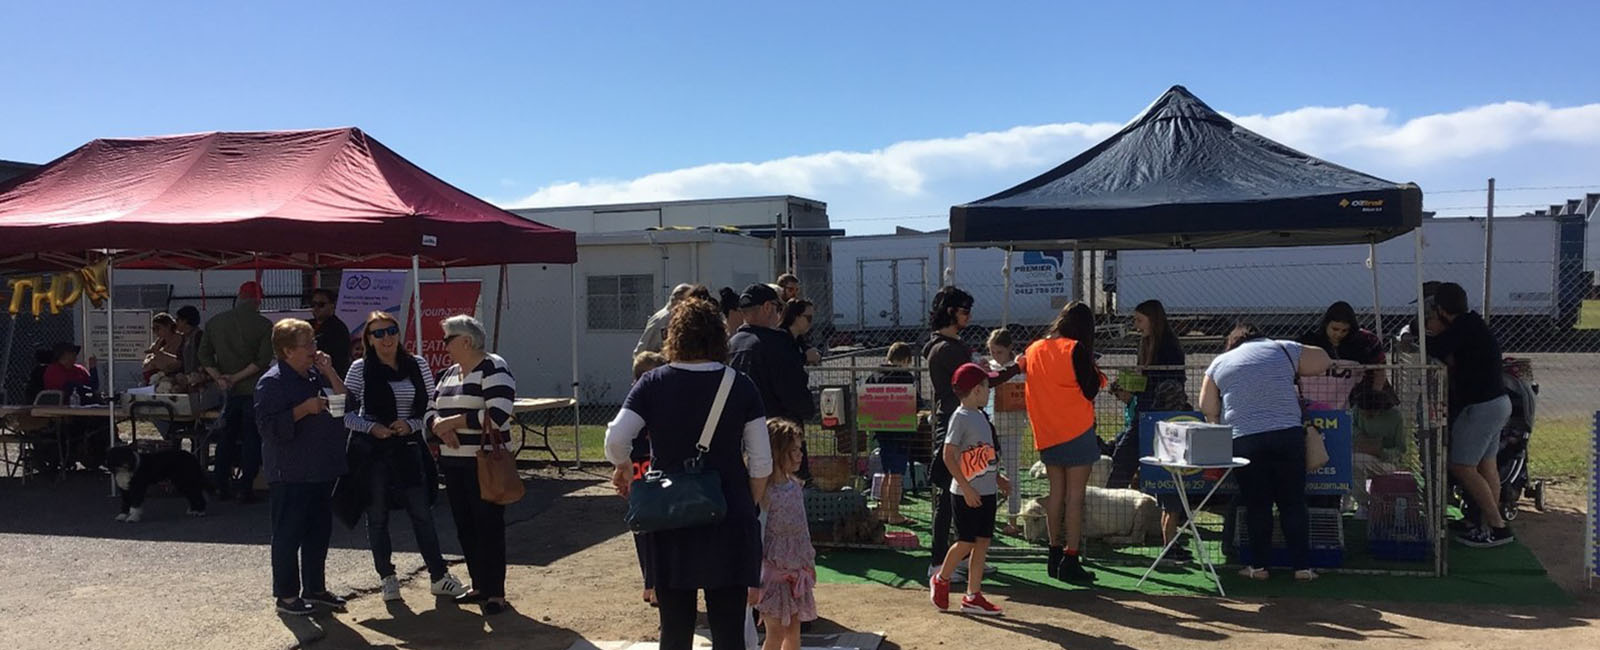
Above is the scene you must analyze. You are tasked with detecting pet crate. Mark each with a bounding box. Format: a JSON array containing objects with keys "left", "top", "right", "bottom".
[
  {"left": 1234, "top": 506, "right": 1346, "bottom": 568},
  {"left": 1367, "top": 472, "right": 1431, "bottom": 562}
]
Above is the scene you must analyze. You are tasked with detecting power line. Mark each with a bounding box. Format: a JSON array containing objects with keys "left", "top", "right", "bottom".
[{"left": 1427, "top": 184, "right": 1599, "bottom": 194}]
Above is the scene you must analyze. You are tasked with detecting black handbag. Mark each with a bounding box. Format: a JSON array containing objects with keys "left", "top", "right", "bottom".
[{"left": 624, "top": 367, "right": 734, "bottom": 533}]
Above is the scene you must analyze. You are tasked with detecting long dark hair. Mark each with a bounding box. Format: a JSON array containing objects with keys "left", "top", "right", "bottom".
[
  {"left": 1319, "top": 301, "right": 1359, "bottom": 333},
  {"left": 1134, "top": 299, "right": 1177, "bottom": 367},
  {"left": 1048, "top": 301, "right": 1096, "bottom": 358},
  {"left": 779, "top": 298, "right": 813, "bottom": 331},
  {"left": 929, "top": 285, "right": 973, "bottom": 331}
]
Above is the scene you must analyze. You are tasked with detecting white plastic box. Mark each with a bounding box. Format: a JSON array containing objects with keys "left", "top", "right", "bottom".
[{"left": 1155, "top": 421, "right": 1235, "bottom": 466}]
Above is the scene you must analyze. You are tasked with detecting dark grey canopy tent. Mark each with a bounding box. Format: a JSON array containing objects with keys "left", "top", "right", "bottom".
[{"left": 949, "top": 85, "right": 1423, "bottom": 251}]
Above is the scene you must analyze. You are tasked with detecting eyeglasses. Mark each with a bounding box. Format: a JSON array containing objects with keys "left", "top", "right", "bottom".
[
  {"left": 368, "top": 325, "right": 400, "bottom": 339},
  {"left": 310, "top": 301, "right": 330, "bottom": 308}
]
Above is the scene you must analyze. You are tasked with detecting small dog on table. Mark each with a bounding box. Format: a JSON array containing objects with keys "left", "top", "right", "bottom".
[{"left": 104, "top": 446, "right": 208, "bottom": 522}]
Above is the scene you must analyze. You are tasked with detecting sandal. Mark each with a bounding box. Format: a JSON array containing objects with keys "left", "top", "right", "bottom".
[
  {"left": 1293, "top": 569, "right": 1319, "bottom": 582},
  {"left": 1237, "top": 566, "right": 1270, "bottom": 581}
]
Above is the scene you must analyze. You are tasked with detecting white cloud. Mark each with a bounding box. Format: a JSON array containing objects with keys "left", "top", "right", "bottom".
[{"left": 505, "top": 99, "right": 1600, "bottom": 228}]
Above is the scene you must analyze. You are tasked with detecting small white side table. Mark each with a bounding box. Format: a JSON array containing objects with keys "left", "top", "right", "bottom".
[{"left": 1136, "top": 455, "right": 1250, "bottom": 596}]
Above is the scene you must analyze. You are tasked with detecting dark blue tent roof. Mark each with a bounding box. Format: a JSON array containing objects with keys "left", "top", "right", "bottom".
[{"left": 949, "top": 86, "right": 1422, "bottom": 250}]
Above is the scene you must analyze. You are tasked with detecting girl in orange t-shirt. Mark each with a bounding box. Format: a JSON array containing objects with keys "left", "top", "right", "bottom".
[{"left": 1018, "top": 302, "right": 1103, "bottom": 584}]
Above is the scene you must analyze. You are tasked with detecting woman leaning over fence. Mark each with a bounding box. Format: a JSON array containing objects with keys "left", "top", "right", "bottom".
[
  {"left": 605, "top": 297, "right": 772, "bottom": 650},
  {"left": 425, "top": 315, "right": 517, "bottom": 615},
  {"left": 1200, "top": 322, "right": 1331, "bottom": 582},
  {"left": 343, "top": 311, "right": 467, "bottom": 602},
  {"left": 1018, "top": 301, "right": 1103, "bottom": 584}
]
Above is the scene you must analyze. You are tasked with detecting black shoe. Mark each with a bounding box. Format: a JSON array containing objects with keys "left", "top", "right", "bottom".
[
  {"left": 455, "top": 590, "right": 488, "bottom": 604},
  {"left": 303, "top": 591, "right": 347, "bottom": 609},
  {"left": 276, "top": 598, "right": 315, "bottom": 616},
  {"left": 1163, "top": 545, "right": 1194, "bottom": 565},
  {"left": 1057, "top": 553, "right": 1096, "bottom": 584},
  {"left": 481, "top": 600, "right": 507, "bottom": 616},
  {"left": 1046, "top": 546, "right": 1063, "bottom": 580}
]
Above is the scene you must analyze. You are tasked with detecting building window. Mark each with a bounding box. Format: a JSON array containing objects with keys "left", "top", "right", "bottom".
[{"left": 587, "top": 274, "right": 656, "bottom": 331}]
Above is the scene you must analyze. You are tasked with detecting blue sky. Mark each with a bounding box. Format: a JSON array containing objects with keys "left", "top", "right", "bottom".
[{"left": 3, "top": 1, "right": 1598, "bottom": 233}]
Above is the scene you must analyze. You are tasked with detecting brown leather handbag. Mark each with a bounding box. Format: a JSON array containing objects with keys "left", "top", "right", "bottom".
[{"left": 476, "top": 415, "right": 525, "bottom": 505}]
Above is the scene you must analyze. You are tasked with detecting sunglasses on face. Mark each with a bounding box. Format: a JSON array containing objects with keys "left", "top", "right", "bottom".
[
  {"left": 368, "top": 325, "right": 400, "bottom": 339},
  {"left": 311, "top": 301, "right": 330, "bottom": 308}
]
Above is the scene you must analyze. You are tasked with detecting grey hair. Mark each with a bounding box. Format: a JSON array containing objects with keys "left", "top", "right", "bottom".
[
  {"left": 669, "top": 283, "right": 695, "bottom": 304},
  {"left": 441, "top": 315, "right": 487, "bottom": 351}
]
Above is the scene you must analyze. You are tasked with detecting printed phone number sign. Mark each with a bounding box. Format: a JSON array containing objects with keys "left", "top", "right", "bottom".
[{"left": 1137, "top": 410, "right": 1352, "bottom": 495}]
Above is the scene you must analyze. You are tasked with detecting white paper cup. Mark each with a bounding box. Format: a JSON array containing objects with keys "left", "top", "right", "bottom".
[{"left": 326, "top": 394, "right": 346, "bottom": 418}]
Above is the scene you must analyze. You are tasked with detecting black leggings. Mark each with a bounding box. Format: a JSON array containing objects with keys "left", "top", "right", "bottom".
[
  {"left": 1234, "top": 426, "right": 1310, "bottom": 570},
  {"left": 656, "top": 585, "right": 746, "bottom": 650}
]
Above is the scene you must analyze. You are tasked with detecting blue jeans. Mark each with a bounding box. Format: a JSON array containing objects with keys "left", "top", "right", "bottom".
[
  {"left": 367, "top": 457, "right": 448, "bottom": 581},
  {"left": 214, "top": 395, "right": 260, "bottom": 496},
  {"left": 270, "top": 481, "right": 334, "bottom": 598},
  {"left": 1234, "top": 427, "right": 1310, "bottom": 570}
]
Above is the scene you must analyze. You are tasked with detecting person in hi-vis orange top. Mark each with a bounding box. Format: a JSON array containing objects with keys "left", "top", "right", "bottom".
[{"left": 1019, "top": 302, "right": 1105, "bottom": 585}]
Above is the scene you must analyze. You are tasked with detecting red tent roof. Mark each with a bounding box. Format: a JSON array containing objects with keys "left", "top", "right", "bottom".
[{"left": 0, "top": 128, "right": 575, "bottom": 270}]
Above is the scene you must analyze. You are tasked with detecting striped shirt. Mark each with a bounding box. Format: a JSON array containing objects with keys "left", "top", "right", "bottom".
[
  {"left": 426, "top": 354, "right": 517, "bottom": 459},
  {"left": 342, "top": 355, "right": 436, "bottom": 435}
]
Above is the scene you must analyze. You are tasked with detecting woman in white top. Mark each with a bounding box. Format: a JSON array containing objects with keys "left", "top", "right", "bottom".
[{"left": 343, "top": 311, "right": 467, "bottom": 603}]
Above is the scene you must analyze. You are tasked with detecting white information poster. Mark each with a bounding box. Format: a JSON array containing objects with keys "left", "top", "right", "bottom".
[
  {"left": 86, "top": 309, "right": 152, "bottom": 392},
  {"left": 335, "top": 270, "right": 410, "bottom": 339}
]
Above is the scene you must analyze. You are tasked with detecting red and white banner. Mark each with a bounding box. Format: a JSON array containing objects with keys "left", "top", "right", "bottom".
[{"left": 406, "top": 280, "right": 482, "bottom": 375}]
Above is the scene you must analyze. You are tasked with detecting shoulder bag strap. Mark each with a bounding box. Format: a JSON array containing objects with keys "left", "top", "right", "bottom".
[{"left": 696, "top": 367, "right": 736, "bottom": 454}]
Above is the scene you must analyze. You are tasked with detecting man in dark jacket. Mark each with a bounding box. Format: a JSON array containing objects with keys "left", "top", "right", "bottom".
[
  {"left": 255, "top": 318, "right": 349, "bottom": 615},
  {"left": 728, "top": 283, "right": 815, "bottom": 478},
  {"left": 309, "top": 288, "right": 352, "bottom": 378}
]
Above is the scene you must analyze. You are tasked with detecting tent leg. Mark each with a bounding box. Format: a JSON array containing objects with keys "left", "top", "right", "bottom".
[
  {"left": 492, "top": 264, "right": 508, "bottom": 352},
  {"left": 411, "top": 256, "right": 423, "bottom": 356},
  {"left": 570, "top": 263, "right": 581, "bottom": 470},
  {"left": 1002, "top": 247, "right": 1012, "bottom": 327},
  {"left": 106, "top": 254, "right": 116, "bottom": 496},
  {"left": 1369, "top": 241, "right": 1384, "bottom": 341}
]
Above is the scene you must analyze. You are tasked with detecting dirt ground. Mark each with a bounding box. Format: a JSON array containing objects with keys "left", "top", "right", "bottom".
[
  {"left": 312, "top": 472, "right": 1599, "bottom": 650},
  {"left": 2, "top": 468, "right": 1594, "bottom": 650}
]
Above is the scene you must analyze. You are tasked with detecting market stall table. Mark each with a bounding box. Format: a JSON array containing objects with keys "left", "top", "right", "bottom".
[
  {"left": 512, "top": 397, "right": 578, "bottom": 464},
  {"left": 1137, "top": 455, "right": 1250, "bottom": 596}
]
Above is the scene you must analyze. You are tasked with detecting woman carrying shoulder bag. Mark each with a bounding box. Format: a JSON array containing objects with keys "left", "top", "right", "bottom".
[
  {"left": 604, "top": 297, "right": 773, "bottom": 650},
  {"left": 425, "top": 315, "right": 517, "bottom": 615},
  {"left": 344, "top": 311, "right": 467, "bottom": 603}
]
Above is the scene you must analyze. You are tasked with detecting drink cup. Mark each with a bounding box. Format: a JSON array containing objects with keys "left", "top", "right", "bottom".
[{"left": 326, "top": 394, "right": 346, "bottom": 418}]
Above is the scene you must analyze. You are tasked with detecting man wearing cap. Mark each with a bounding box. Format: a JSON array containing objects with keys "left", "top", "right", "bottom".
[
  {"left": 728, "top": 283, "right": 815, "bottom": 476},
  {"left": 200, "top": 281, "right": 275, "bottom": 502},
  {"left": 634, "top": 283, "right": 696, "bottom": 356}
]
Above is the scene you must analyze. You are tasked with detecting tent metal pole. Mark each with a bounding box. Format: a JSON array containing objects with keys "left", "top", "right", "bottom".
[
  {"left": 1415, "top": 230, "right": 1427, "bottom": 368},
  {"left": 1002, "top": 247, "right": 1012, "bottom": 327},
  {"left": 1369, "top": 241, "right": 1384, "bottom": 341},
  {"left": 411, "top": 256, "right": 423, "bottom": 356},
  {"left": 570, "top": 263, "right": 581, "bottom": 470},
  {"left": 106, "top": 253, "right": 116, "bottom": 495},
  {"left": 1483, "top": 178, "right": 1495, "bottom": 322},
  {"left": 492, "top": 264, "right": 507, "bottom": 352}
]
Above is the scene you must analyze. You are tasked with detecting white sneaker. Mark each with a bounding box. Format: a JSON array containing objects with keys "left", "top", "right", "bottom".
[
  {"left": 381, "top": 575, "right": 402, "bottom": 602},
  {"left": 431, "top": 573, "right": 468, "bottom": 597}
]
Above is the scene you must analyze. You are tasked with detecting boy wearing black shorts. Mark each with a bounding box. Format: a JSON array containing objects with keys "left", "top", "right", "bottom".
[{"left": 930, "top": 363, "right": 1009, "bottom": 616}]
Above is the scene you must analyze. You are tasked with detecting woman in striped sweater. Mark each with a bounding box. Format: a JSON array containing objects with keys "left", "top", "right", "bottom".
[
  {"left": 426, "top": 315, "right": 517, "bottom": 615},
  {"left": 344, "top": 311, "right": 467, "bottom": 602}
]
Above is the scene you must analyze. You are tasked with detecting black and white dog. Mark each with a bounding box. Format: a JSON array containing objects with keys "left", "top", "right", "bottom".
[{"left": 104, "top": 446, "right": 208, "bottom": 522}]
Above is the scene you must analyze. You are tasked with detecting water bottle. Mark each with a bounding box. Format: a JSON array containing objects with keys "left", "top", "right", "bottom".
[{"left": 69, "top": 390, "right": 81, "bottom": 406}]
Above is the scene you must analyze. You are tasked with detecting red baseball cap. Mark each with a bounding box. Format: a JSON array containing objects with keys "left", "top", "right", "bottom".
[
  {"left": 951, "top": 362, "right": 997, "bottom": 396},
  {"left": 237, "top": 281, "right": 263, "bottom": 301}
]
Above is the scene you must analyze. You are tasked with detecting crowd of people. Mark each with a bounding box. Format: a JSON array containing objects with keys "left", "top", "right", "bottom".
[{"left": 7, "top": 269, "right": 1519, "bottom": 643}]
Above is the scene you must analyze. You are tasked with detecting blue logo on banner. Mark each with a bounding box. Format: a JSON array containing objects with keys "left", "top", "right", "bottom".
[{"left": 1138, "top": 410, "right": 1352, "bottom": 496}]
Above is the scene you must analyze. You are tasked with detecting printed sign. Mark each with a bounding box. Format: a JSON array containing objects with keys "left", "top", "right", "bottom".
[
  {"left": 856, "top": 383, "right": 918, "bottom": 432},
  {"left": 1138, "top": 410, "right": 1352, "bottom": 495},
  {"left": 1010, "top": 250, "right": 1069, "bottom": 296},
  {"left": 960, "top": 443, "right": 997, "bottom": 481},
  {"left": 335, "top": 270, "right": 409, "bottom": 343},
  {"left": 404, "top": 280, "right": 482, "bottom": 375},
  {"left": 87, "top": 310, "right": 153, "bottom": 361}
]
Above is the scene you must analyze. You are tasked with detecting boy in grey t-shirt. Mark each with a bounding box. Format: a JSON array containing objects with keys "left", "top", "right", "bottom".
[{"left": 930, "top": 363, "right": 1010, "bottom": 616}]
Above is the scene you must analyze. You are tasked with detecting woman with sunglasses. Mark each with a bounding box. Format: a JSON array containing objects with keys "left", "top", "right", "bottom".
[{"left": 342, "top": 311, "right": 468, "bottom": 603}]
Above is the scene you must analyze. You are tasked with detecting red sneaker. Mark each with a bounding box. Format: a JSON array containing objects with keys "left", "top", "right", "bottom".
[
  {"left": 960, "top": 593, "right": 1003, "bottom": 616},
  {"left": 929, "top": 575, "right": 951, "bottom": 610}
]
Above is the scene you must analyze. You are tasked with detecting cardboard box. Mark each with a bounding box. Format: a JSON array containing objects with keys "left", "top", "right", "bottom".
[{"left": 1155, "top": 421, "right": 1234, "bottom": 465}]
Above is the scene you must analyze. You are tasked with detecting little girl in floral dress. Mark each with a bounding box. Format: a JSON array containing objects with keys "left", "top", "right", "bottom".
[{"left": 758, "top": 419, "right": 817, "bottom": 650}]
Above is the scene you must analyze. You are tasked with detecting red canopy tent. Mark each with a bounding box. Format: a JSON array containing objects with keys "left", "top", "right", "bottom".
[
  {"left": 0, "top": 127, "right": 575, "bottom": 270},
  {"left": 0, "top": 128, "right": 580, "bottom": 461}
]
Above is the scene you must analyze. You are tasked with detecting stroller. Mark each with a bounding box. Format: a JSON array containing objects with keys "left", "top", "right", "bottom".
[
  {"left": 1456, "top": 357, "right": 1548, "bottom": 527},
  {"left": 1494, "top": 358, "right": 1546, "bottom": 521}
]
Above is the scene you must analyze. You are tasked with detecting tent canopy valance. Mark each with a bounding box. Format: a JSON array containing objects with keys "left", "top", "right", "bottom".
[
  {"left": 0, "top": 128, "right": 576, "bottom": 270},
  {"left": 949, "top": 86, "right": 1423, "bottom": 251}
]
